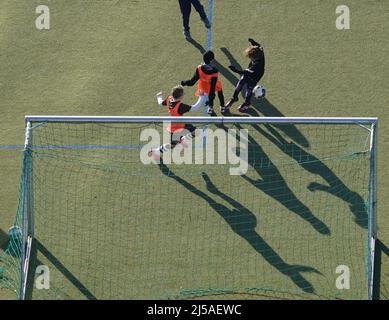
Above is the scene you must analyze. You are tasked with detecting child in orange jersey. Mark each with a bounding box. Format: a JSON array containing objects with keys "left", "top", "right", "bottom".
[
  {"left": 149, "top": 85, "right": 199, "bottom": 159},
  {"left": 181, "top": 50, "right": 226, "bottom": 116}
]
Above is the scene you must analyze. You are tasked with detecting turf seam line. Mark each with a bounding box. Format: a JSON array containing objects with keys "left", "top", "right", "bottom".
[{"left": 202, "top": 0, "right": 213, "bottom": 145}]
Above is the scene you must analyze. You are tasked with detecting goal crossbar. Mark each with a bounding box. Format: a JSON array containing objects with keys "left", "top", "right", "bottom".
[{"left": 25, "top": 115, "right": 378, "bottom": 125}]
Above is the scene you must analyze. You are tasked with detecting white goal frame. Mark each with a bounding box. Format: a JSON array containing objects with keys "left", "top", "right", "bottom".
[{"left": 19, "top": 116, "right": 378, "bottom": 300}]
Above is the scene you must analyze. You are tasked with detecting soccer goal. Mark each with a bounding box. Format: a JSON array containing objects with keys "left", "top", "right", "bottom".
[{"left": 0, "top": 115, "right": 377, "bottom": 300}]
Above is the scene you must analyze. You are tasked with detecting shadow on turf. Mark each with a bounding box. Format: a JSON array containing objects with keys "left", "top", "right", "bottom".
[
  {"left": 373, "top": 239, "right": 389, "bottom": 300},
  {"left": 188, "top": 38, "right": 367, "bottom": 229},
  {"left": 0, "top": 228, "right": 8, "bottom": 251},
  {"left": 251, "top": 124, "right": 368, "bottom": 229},
  {"left": 158, "top": 162, "right": 321, "bottom": 294},
  {"left": 186, "top": 38, "right": 310, "bottom": 148},
  {"left": 235, "top": 125, "right": 331, "bottom": 235},
  {"left": 25, "top": 239, "right": 96, "bottom": 300}
]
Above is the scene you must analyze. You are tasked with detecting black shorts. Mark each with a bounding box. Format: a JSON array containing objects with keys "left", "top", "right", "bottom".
[{"left": 171, "top": 124, "right": 197, "bottom": 146}]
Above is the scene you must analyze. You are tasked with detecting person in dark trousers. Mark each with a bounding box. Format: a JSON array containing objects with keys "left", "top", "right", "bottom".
[
  {"left": 181, "top": 50, "right": 225, "bottom": 116},
  {"left": 178, "top": 0, "right": 211, "bottom": 40},
  {"left": 225, "top": 38, "right": 265, "bottom": 113}
]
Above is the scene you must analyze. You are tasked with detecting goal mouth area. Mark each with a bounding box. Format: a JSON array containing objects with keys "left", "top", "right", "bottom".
[{"left": 0, "top": 115, "right": 377, "bottom": 300}]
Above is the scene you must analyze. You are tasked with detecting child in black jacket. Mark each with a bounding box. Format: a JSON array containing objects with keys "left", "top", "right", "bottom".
[{"left": 224, "top": 38, "right": 265, "bottom": 113}]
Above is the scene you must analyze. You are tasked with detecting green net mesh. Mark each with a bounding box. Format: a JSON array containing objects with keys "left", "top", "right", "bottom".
[
  {"left": 0, "top": 155, "right": 25, "bottom": 299},
  {"left": 0, "top": 120, "right": 373, "bottom": 299}
]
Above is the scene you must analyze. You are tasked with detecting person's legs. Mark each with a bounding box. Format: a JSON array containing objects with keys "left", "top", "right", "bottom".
[
  {"left": 233, "top": 76, "right": 247, "bottom": 100},
  {"left": 225, "top": 76, "right": 247, "bottom": 109},
  {"left": 182, "top": 124, "right": 197, "bottom": 139},
  {"left": 238, "top": 83, "right": 254, "bottom": 112},
  {"left": 179, "top": 0, "right": 192, "bottom": 36},
  {"left": 190, "top": 0, "right": 211, "bottom": 28},
  {"left": 148, "top": 133, "right": 176, "bottom": 160},
  {"left": 203, "top": 95, "right": 217, "bottom": 116},
  {"left": 218, "top": 90, "right": 230, "bottom": 114},
  {"left": 244, "top": 84, "right": 254, "bottom": 105},
  {"left": 190, "top": 0, "right": 207, "bottom": 19},
  {"left": 205, "top": 99, "right": 215, "bottom": 116},
  {"left": 150, "top": 126, "right": 197, "bottom": 159},
  {"left": 218, "top": 90, "right": 225, "bottom": 108},
  {"left": 177, "top": 125, "right": 198, "bottom": 147}
]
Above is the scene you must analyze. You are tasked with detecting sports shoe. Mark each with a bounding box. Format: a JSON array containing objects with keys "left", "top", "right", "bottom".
[
  {"left": 183, "top": 30, "right": 191, "bottom": 40},
  {"left": 207, "top": 107, "right": 216, "bottom": 116},
  {"left": 224, "top": 97, "right": 238, "bottom": 109},
  {"left": 238, "top": 103, "right": 250, "bottom": 113},
  {"left": 179, "top": 136, "right": 188, "bottom": 148},
  {"left": 202, "top": 17, "right": 211, "bottom": 29},
  {"left": 220, "top": 106, "right": 229, "bottom": 114}
]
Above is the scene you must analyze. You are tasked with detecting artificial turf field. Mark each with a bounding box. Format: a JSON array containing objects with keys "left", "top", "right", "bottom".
[{"left": 0, "top": 0, "right": 388, "bottom": 299}]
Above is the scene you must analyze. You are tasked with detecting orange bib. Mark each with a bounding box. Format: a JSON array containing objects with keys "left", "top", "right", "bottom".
[
  {"left": 195, "top": 65, "right": 222, "bottom": 96},
  {"left": 166, "top": 96, "right": 185, "bottom": 133}
]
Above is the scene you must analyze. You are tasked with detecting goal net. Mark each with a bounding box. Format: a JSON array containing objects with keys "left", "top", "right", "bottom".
[{"left": 0, "top": 116, "right": 377, "bottom": 300}]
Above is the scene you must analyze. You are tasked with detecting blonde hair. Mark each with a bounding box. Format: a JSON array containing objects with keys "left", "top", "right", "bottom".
[{"left": 245, "top": 45, "right": 262, "bottom": 61}]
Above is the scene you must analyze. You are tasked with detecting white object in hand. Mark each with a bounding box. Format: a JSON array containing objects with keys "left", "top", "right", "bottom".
[{"left": 156, "top": 92, "right": 163, "bottom": 105}]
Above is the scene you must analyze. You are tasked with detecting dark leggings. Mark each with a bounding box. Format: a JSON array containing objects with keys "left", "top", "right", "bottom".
[
  {"left": 171, "top": 124, "right": 197, "bottom": 147},
  {"left": 233, "top": 75, "right": 255, "bottom": 106},
  {"left": 207, "top": 90, "right": 225, "bottom": 108},
  {"left": 178, "top": 0, "right": 207, "bottom": 31},
  {"left": 217, "top": 90, "right": 225, "bottom": 107}
]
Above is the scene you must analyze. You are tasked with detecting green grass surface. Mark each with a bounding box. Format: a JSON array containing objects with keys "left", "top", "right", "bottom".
[{"left": 0, "top": 0, "right": 388, "bottom": 299}]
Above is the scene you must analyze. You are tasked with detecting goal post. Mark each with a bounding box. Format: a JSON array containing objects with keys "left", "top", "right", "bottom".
[
  {"left": 1, "top": 115, "right": 377, "bottom": 300},
  {"left": 367, "top": 120, "right": 378, "bottom": 300}
]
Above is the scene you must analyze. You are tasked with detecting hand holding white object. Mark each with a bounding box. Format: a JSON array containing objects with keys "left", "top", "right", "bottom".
[{"left": 156, "top": 92, "right": 163, "bottom": 106}]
